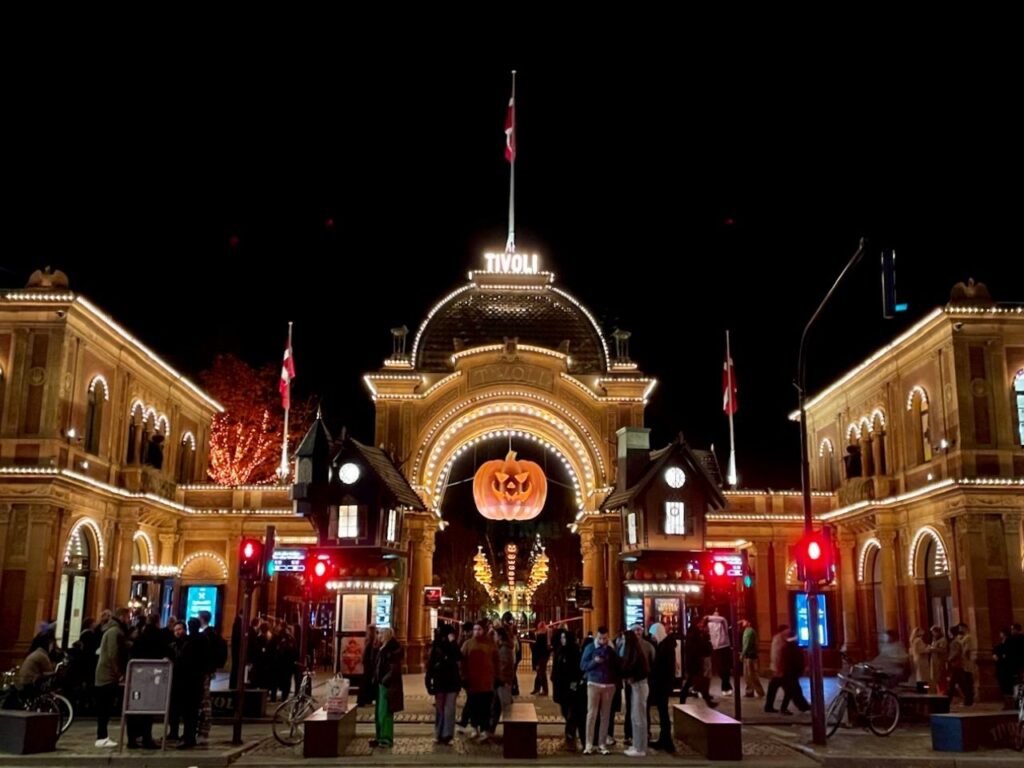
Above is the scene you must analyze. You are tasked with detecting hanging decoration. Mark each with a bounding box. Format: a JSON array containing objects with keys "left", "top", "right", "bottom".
[{"left": 472, "top": 450, "right": 548, "bottom": 520}]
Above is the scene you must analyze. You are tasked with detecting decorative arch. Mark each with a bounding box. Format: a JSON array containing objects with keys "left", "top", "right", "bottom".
[
  {"left": 133, "top": 531, "right": 156, "bottom": 567},
  {"left": 129, "top": 399, "right": 145, "bottom": 418},
  {"left": 180, "top": 551, "right": 229, "bottom": 580},
  {"left": 64, "top": 517, "right": 105, "bottom": 568},
  {"left": 156, "top": 414, "right": 170, "bottom": 435},
  {"left": 180, "top": 431, "right": 196, "bottom": 450},
  {"left": 142, "top": 407, "right": 157, "bottom": 426},
  {"left": 858, "top": 537, "right": 881, "bottom": 582},
  {"left": 906, "top": 385, "right": 929, "bottom": 411},
  {"left": 847, "top": 422, "right": 861, "bottom": 442},
  {"left": 786, "top": 561, "right": 800, "bottom": 585},
  {"left": 908, "top": 525, "right": 949, "bottom": 578},
  {"left": 870, "top": 407, "right": 887, "bottom": 430},
  {"left": 859, "top": 416, "right": 872, "bottom": 436},
  {"left": 87, "top": 375, "right": 110, "bottom": 400},
  {"left": 818, "top": 438, "right": 834, "bottom": 458}
]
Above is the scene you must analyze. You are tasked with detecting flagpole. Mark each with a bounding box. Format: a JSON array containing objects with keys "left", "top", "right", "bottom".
[
  {"left": 277, "top": 321, "right": 293, "bottom": 484},
  {"left": 726, "top": 329, "right": 738, "bottom": 488},
  {"left": 506, "top": 69, "right": 516, "bottom": 253}
]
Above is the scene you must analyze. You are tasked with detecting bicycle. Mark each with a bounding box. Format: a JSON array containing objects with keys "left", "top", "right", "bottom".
[
  {"left": 825, "top": 657, "right": 900, "bottom": 737},
  {"left": 2, "top": 663, "right": 74, "bottom": 738},
  {"left": 272, "top": 669, "right": 316, "bottom": 746}
]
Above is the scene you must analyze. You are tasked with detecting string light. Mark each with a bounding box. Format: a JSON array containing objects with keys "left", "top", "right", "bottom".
[{"left": 87, "top": 375, "right": 110, "bottom": 400}]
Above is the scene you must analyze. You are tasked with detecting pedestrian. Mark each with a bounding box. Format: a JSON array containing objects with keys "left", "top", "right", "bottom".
[
  {"left": 457, "top": 621, "right": 497, "bottom": 741},
  {"left": 580, "top": 626, "right": 617, "bottom": 755},
  {"left": 929, "top": 626, "right": 948, "bottom": 694},
  {"left": 740, "top": 619, "right": 765, "bottom": 697},
  {"left": 763, "top": 624, "right": 788, "bottom": 713},
  {"left": 706, "top": 609, "right": 732, "bottom": 696},
  {"left": 780, "top": 634, "right": 809, "bottom": 714},
  {"left": 552, "top": 629, "right": 584, "bottom": 748},
  {"left": 358, "top": 624, "right": 379, "bottom": 706},
  {"left": 621, "top": 628, "right": 651, "bottom": 757},
  {"left": 426, "top": 625, "right": 461, "bottom": 744},
  {"left": 94, "top": 608, "right": 128, "bottom": 748},
  {"left": 530, "top": 622, "right": 550, "bottom": 696},
  {"left": 648, "top": 623, "right": 676, "bottom": 752},
  {"left": 370, "top": 628, "right": 403, "bottom": 748},
  {"left": 680, "top": 618, "right": 716, "bottom": 707}
]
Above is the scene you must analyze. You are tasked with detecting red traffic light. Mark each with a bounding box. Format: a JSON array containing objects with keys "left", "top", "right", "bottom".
[
  {"left": 314, "top": 560, "right": 327, "bottom": 578},
  {"left": 807, "top": 540, "right": 822, "bottom": 561},
  {"left": 712, "top": 561, "right": 727, "bottom": 577},
  {"left": 306, "top": 551, "right": 335, "bottom": 587},
  {"left": 239, "top": 538, "right": 264, "bottom": 581}
]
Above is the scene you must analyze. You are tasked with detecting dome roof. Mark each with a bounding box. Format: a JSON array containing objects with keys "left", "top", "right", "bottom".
[{"left": 411, "top": 282, "right": 609, "bottom": 373}]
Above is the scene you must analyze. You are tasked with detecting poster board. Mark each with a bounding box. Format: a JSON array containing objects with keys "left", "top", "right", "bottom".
[
  {"left": 339, "top": 635, "right": 365, "bottom": 676},
  {"left": 118, "top": 659, "right": 173, "bottom": 753},
  {"left": 341, "top": 594, "right": 368, "bottom": 633}
]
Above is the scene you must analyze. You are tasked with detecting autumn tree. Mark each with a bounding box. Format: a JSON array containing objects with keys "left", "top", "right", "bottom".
[{"left": 201, "top": 353, "right": 313, "bottom": 485}]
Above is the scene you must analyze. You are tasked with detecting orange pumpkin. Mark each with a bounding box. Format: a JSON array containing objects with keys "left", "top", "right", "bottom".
[{"left": 472, "top": 450, "right": 548, "bottom": 521}]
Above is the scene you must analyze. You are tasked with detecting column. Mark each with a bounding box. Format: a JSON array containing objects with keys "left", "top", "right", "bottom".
[
  {"left": 112, "top": 521, "right": 136, "bottom": 609},
  {"left": 1003, "top": 512, "right": 1024, "bottom": 619},
  {"left": 158, "top": 533, "right": 178, "bottom": 567},
  {"left": 836, "top": 529, "right": 861, "bottom": 658},
  {"left": 21, "top": 507, "right": 57, "bottom": 649},
  {"left": 579, "top": 528, "right": 599, "bottom": 636},
  {"left": 406, "top": 514, "right": 437, "bottom": 673},
  {"left": 877, "top": 527, "right": 900, "bottom": 639},
  {"left": 606, "top": 534, "right": 622, "bottom": 634},
  {"left": 590, "top": 532, "right": 608, "bottom": 633}
]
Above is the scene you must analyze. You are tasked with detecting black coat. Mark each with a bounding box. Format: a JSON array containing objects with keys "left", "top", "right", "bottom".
[
  {"left": 375, "top": 639, "right": 404, "bottom": 713},
  {"left": 650, "top": 635, "right": 677, "bottom": 697},
  {"left": 425, "top": 639, "right": 461, "bottom": 694},
  {"left": 551, "top": 638, "right": 582, "bottom": 706}
]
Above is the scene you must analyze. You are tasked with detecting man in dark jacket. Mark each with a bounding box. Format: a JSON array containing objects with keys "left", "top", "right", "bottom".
[
  {"left": 648, "top": 623, "right": 676, "bottom": 752},
  {"left": 780, "top": 635, "right": 810, "bottom": 714},
  {"left": 530, "top": 622, "right": 550, "bottom": 696},
  {"left": 425, "top": 625, "right": 461, "bottom": 744}
]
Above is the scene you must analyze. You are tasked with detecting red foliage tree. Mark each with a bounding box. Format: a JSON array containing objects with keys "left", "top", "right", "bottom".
[{"left": 201, "top": 354, "right": 313, "bottom": 485}]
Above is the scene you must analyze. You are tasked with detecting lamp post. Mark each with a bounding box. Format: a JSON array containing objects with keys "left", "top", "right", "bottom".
[{"left": 797, "top": 237, "right": 864, "bottom": 745}]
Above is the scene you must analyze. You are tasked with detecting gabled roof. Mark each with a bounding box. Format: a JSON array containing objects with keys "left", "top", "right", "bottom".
[
  {"left": 600, "top": 437, "right": 727, "bottom": 511},
  {"left": 343, "top": 438, "right": 426, "bottom": 510},
  {"left": 295, "top": 412, "right": 332, "bottom": 458}
]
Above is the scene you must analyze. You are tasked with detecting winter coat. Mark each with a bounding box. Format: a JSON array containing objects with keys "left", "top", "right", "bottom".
[
  {"left": 460, "top": 636, "right": 498, "bottom": 693},
  {"left": 496, "top": 637, "right": 516, "bottom": 686},
  {"left": 533, "top": 632, "right": 550, "bottom": 666},
  {"left": 425, "top": 638, "right": 461, "bottom": 695},
  {"left": 684, "top": 626, "right": 710, "bottom": 677},
  {"left": 375, "top": 638, "right": 405, "bottom": 713},
  {"left": 95, "top": 620, "right": 126, "bottom": 687},
  {"left": 551, "top": 636, "right": 582, "bottom": 706},
  {"left": 650, "top": 634, "right": 677, "bottom": 698},
  {"left": 707, "top": 615, "right": 730, "bottom": 650},
  {"left": 781, "top": 641, "right": 804, "bottom": 680}
]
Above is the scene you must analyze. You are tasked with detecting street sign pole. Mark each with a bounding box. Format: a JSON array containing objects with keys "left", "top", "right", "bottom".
[{"left": 232, "top": 578, "right": 252, "bottom": 745}]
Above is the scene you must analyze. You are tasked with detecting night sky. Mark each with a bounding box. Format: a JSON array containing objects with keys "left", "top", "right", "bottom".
[{"left": 5, "top": 58, "right": 1020, "bottom": 489}]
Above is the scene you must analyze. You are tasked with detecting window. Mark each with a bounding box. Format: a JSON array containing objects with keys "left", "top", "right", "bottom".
[
  {"left": 177, "top": 433, "right": 196, "bottom": 483},
  {"left": 386, "top": 509, "right": 399, "bottom": 543},
  {"left": 84, "top": 379, "right": 107, "bottom": 455},
  {"left": 337, "top": 505, "right": 359, "bottom": 538},
  {"left": 627, "top": 512, "right": 637, "bottom": 545},
  {"left": 664, "top": 501, "right": 685, "bottom": 535},
  {"left": 1016, "top": 370, "right": 1024, "bottom": 445},
  {"left": 908, "top": 387, "right": 932, "bottom": 464}
]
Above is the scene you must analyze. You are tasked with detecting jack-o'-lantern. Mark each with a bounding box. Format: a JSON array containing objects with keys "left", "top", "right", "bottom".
[{"left": 472, "top": 450, "right": 548, "bottom": 521}]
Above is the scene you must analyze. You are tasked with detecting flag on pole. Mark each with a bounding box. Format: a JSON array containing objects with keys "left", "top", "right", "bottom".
[
  {"left": 723, "top": 354, "right": 738, "bottom": 415},
  {"left": 279, "top": 341, "right": 295, "bottom": 410},
  {"left": 504, "top": 87, "right": 516, "bottom": 163}
]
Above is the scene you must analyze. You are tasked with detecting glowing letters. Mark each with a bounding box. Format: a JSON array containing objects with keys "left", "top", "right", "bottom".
[{"left": 483, "top": 252, "right": 540, "bottom": 274}]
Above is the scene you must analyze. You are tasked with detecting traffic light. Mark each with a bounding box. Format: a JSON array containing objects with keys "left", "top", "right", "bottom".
[
  {"left": 796, "top": 528, "right": 835, "bottom": 585},
  {"left": 305, "top": 550, "right": 335, "bottom": 589},
  {"left": 239, "top": 538, "right": 264, "bottom": 581},
  {"left": 881, "top": 250, "right": 908, "bottom": 319}
]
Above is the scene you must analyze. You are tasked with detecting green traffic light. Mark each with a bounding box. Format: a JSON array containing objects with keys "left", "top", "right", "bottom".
[
  {"left": 743, "top": 574, "right": 753, "bottom": 588},
  {"left": 266, "top": 559, "right": 276, "bottom": 577}
]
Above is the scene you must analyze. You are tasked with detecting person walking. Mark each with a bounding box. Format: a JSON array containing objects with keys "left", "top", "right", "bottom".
[
  {"left": 740, "top": 620, "right": 765, "bottom": 697},
  {"left": 370, "top": 628, "right": 403, "bottom": 748},
  {"left": 763, "top": 624, "right": 788, "bottom": 713}
]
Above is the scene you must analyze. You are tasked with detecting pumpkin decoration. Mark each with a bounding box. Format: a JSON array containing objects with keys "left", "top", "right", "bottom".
[{"left": 472, "top": 450, "right": 548, "bottom": 521}]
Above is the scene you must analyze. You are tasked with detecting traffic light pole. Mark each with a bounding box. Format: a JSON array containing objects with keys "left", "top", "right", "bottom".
[
  {"left": 797, "top": 238, "right": 864, "bottom": 745},
  {"left": 232, "top": 578, "right": 253, "bottom": 745}
]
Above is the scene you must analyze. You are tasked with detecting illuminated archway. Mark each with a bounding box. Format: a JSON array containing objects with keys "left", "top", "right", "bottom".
[
  {"left": 858, "top": 537, "right": 881, "bottom": 582},
  {"left": 133, "top": 531, "right": 156, "bottom": 567},
  {"left": 180, "top": 551, "right": 229, "bottom": 581},
  {"left": 908, "top": 525, "right": 948, "bottom": 579},
  {"left": 64, "top": 517, "right": 105, "bottom": 568}
]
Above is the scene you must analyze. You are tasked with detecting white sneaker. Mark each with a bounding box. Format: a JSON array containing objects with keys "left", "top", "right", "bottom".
[
  {"left": 454, "top": 724, "right": 469, "bottom": 735},
  {"left": 598, "top": 746, "right": 611, "bottom": 755},
  {"left": 460, "top": 726, "right": 478, "bottom": 738},
  {"left": 605, "top": 736, "right": 616, "bottom": 746},
  {"left": 476, "top": 730, "right": 491, "bottom": 741},
  {"left": 624, "top": 747, "right": 647, "bottom": 757},
  {"left": 583, "top": 746, "right": 594, "bottom": 755},
  {"left": 721, "top": 689, "right": 733, "bottom": 696},
  {"left": 95, "top": 738, "right": 117, "bottom": 748}
]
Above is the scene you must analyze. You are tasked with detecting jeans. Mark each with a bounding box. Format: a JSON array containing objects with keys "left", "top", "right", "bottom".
[
  {"left": 629, "top": 680, "right": 649, "bottom": 753},
  {"left": 434, "top": 691, "right": 457, "bottom": 740},
  {"left": 95, "top": 683, "right": 118, "bottom": 740},
  {"left": 586, "top": 683, "right": 614, "bottom": 749}
]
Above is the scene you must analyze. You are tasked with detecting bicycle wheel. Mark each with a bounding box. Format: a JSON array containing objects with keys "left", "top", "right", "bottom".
[
  {"left": 825, "top": 692, "right": 849, "bottom": 736},
  {"left": 29, "top": 695, "right": 67, "bottom": 737},
  {"left": 272, "top": 696, "right": 315, "bottom": 746},
  {"left": 866, "top": 689, "right": 899, "bottom": 736},
  {"left": 52, "top": 693, "right": 74, "bottom": 735}
]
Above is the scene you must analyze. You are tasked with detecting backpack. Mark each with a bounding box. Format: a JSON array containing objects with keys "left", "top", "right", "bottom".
[{"left": 207, "top": 631, "right": 228, "bottom": 671}]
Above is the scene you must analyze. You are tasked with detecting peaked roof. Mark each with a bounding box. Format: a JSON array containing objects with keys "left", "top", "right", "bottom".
[
  {"left": 343, "top": 438, "right": 426, "bottom": 510},
  {"left": 601, "top": 438, "right": 727, "bottom": 511},
  {"left": 295, "top": 413, "right": 332, "bottom": 458}
]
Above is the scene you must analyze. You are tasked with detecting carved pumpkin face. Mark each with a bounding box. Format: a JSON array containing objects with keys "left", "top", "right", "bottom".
[{"left": 472, "top": 450, "right": 548, "bottom": 521}]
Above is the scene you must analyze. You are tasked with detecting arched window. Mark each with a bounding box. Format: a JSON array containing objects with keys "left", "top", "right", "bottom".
[
  {"left": 126, "top": 402, "right": 143, "bottom": 463},
  {"left": 907, "top": 387, "right": 933, "bottom": 464},
  {"left": 140, "top": 408, "right": 155, "bottom": 467},
  {"left": 177, "top": 432, "right": 196, "bottom": 483},
  {"left": 859, "top": 417, "right": 874, "bottom": 477},
  {"left": 84, "top": 377, "right": 108, "bottom": 455},
  {"left": 871, "top": 409, "right": 887, "bottom": 475},
  {"left": 818, "top": 438, "right": 837, "bottom": 491},
  {"left": 1015, "top": 369, "right": 1024, "bottom": 446}
]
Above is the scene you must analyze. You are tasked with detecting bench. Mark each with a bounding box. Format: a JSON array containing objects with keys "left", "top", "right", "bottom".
[
  {"left": 303, "top": 703, "right": 358, "bottom": 758},
  {"left": 672, "top": 703, "right": 741, "bottom": 761},
  {"left": 930, "top": 711, "right": 1019, "bottom": 752},
  {"left": 503, "top": 702, "right": 538, "bottom": 759},
  {"left": 0, "top": 711, "right": 59, "bottom": 754},
  {"left": 897, "top": 692, "right": 949, "bottom": 721}
]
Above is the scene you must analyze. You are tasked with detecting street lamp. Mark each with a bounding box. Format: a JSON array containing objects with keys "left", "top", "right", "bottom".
[{"left": 797, "top": 237, "right": 864, "bottom": 745}]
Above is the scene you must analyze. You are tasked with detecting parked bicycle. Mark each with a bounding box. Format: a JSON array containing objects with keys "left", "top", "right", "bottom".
[
  {"left": 1, "top": 662, "right": 74, "bottom": 738},
  {"left": 272, "top": 669, "right": 317, "bottom": 746},
  {"left": 826, "top": 655, "right": 900, "bottom": 736}
]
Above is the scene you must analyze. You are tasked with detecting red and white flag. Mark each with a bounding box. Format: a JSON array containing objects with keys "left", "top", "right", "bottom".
[
  {"left": 722, "top": 354, "right": 738, "bottom": 415},
  {"left": 279, "top": 341, "right": 296, "bottom": 410},
  {"left": 504, "top": 89, "right": 516, "bottom": 163}
]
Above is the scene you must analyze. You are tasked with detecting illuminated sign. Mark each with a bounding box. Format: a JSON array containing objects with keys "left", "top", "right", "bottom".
[
  {"left": 424, "top": 586, "right": 442, "bottom": 608},
  {"left": 373, "top": 594, "right": 392, "bottom": 628},
  {"left": 272, "top": 548, "right": 306, "bottom": 572},
  {"left": 483, "top": 251, "right": 540, "bottom": 274},
  {"left": 185, "top": 585, "right": 218, "bottom": 625},
  {"left": 795, "top": 593, "right": 829, "bottom": 647},
  {"left": 710, "top": 552, "right": 744, "bottom": 578}
]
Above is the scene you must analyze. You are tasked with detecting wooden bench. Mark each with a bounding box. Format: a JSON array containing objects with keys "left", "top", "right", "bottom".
[
  {"left": 503, "top": 702, "right": 538, "bottom": 759},
  {"left": 672, "top": 702, "right": 741, "bottom": 761},
  {"left": 897, "top": 692, "right": 949, "bottom": 721},
  {"left": 930, "top": 711, "right": 1019, "bottom": 752},
  {"left": 303, "top": 703, "right": 358, "bottom": 758},
  {"left": 0, "top": 711, "right": 59, "bottom": 754}
]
